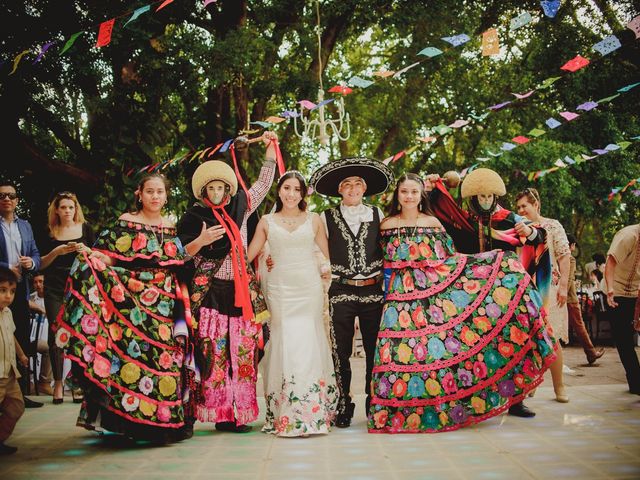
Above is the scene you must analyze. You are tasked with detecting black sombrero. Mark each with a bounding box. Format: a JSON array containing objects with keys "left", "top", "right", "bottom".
[{"left": 309, "top": 157, "right": 394, "bottom": 197}]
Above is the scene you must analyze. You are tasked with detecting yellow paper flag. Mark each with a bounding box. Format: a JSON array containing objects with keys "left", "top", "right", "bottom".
[
  {"left": 9, "top": 49, "right": 30, "bottom": 75},
  {"left": 482, "top": 28, "right": 500, "bottom": 56}
]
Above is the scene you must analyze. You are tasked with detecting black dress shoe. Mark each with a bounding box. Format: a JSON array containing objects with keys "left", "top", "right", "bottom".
[
  {"left": 215, "top": 422, "right": 252, "bottom": 433},
  {"left": 508, "top": 402, "right": 536, "bottom": 418},
  {"left": 24, "top": 397, "right": 44, "bottom": 408},
  {"left": 0, "top": 443, "right": 18, "bottom": 455},
  {"left": 335, "top": 401, "right": 355, "bottom": 428},
  {"left": 587, "top": 348, "right": 605, "bottom": 365}
]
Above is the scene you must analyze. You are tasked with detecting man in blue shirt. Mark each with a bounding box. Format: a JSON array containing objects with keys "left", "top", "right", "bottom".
[{"left": 0, "top": 183, "right": 43, "bottom": 407}]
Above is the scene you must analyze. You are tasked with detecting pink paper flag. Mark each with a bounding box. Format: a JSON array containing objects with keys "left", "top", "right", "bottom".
[
  {"left": 512, "top": 90, "right": 535, "bottom": 99},
  {"left": 96, "top": 19, "right": 115, "bottom": 48},
  {"left": 265, "top": 116, "right": 285, "bottom": 124},
  {"left": 560, "top": 55, "right": 590, "bottom": 72},
  {"left": 482, "top": 28, "right": 500, "bottom": 56},
  {"left": 449, "top": 119, "right": 469, "bottom": 128},
  {"left": 559, "top": 111, "right": 579, "bottom": 121},
  {"left": 392, "top": 150, "right": 406, "bottom": 162},
  {"left": 382, "top": 155, "right": 393, "bottom": 165},
  {"left": 512, "top": 136, "right": 530, "bottom": 144},
  {"left": 627, "top": 15, "right": 640, "bottom": 38},
  {"left": 156, "top": 0, "right": 174, "bottom": 12},
  {"left": 298, "top": 100, "right": 317, "bottom": 110},
  {"left": 204, "top": 0, "right": 217, "bottom": 6}
]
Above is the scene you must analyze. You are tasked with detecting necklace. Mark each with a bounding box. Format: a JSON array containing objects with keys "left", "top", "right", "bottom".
[{"left": 279, "top": 213, "right": 303, "bottom": 226}]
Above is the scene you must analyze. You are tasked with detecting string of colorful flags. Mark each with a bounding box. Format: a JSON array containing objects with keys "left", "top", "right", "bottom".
[{"left": 607, "top": 177, "right": 640, "bottom": 202}]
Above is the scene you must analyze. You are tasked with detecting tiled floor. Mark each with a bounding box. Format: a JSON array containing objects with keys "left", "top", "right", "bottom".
[{"left": 3, "top": 347, "right": 640, "bottom": 479}]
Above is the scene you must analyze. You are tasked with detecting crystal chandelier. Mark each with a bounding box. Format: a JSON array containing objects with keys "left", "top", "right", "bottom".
[{"left": 293, "top": 0, "right": 351, "bottom": 146}]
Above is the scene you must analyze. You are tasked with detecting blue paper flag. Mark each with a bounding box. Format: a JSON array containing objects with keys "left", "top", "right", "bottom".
[
  {"left": 540, "top": 0, "right": 561, "bottom": 18},
  {"left": 219, "top": 139, "right": 233, "bottom": 153},
  {"left": 618, "top": 82, "right": 640, "bottom": 93},
  {"left": 441, "top": 34, "right": 470, "bottom": 47},
  {"left": 604, "top": 144, "right": 620, "bottom": 151},
  {"left": 250, "top": 121, "right": 272, "bottom": 128},
  {"left": 281, "top": 110, "right": 300, "bottom": 118},
  {"left": 418, "top": 47, "right": 443, "bottom": 57},
  {"left": 311, "top": 99, "right": 334, "bottom": 110},
  {"left": 348, "top": 76, "right": 374, "bottom": 88},
  {"left": 545, "top": 118, "right": 561, "bottom": 129},
  {"left": 576, "top": 101, "right": 598, "bottom": 111},
  {"left": 510, "top": 12, "right": 533, "bottom": 30},
  {"left": 592, "top": 35, "right": 622, "bottom": 56},
  {"left": 124, "top": 5, "right": 151, "bottom": 27},
  {"left": 501, "top": 142, "right": 517, "bottom": 151},
  {"left": 563, "top": 155, "right": 576, "bottom": 165}
]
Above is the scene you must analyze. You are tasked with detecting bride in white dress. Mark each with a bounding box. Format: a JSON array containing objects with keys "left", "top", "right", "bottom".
[{"left": 248, "top": 171, "right": 338, "bottom": 437}]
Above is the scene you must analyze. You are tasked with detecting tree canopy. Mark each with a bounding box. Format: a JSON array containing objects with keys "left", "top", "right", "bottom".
[{"left": 2, "top": 0, "right": 639, "bottom": 266}]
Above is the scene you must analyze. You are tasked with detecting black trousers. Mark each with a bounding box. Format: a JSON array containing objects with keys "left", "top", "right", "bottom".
[
  {"left": 610, "top": 296, "right": 640, "bottom": 392},
  {"left": 44, "top": 287, "right": 65, "bottom": 381},
  {"left": 328, "top": 282, "right": 383, "bottom": 416}
]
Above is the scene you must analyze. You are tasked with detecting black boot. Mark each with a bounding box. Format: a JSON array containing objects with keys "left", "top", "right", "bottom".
[
  {"left": 0, "top": 443, "right": 18, "bottom": 455},
  {"left": 215, "top": 421, "right": 252, "bottom": 433},
  {"left": 508, "top": 401, "right": 536, "bottom": 418},
  {"left": 335, "top": 402, "right": 355, "bottom": 428}
]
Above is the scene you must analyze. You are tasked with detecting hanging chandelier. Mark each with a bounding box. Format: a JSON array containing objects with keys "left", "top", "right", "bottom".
[{"left": 293, "top": 0, "right": 351, "bottom": 146}]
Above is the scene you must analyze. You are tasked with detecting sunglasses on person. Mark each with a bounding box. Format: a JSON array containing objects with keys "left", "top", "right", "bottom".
[{"left": 0, "top": 193, "right": 18, "bottom": 200}]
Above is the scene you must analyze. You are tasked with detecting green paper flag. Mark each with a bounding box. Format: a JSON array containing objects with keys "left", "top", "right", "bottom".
[
  {"left": 618, "top": 141, "right": 632, "bottom": 150},
  {"left": 528, "top": 128, "right": 546, "bottom": 137},
  {"left": 59, "top": 32, "right": 84, "bottom": 55},
  {"left": 538, "top": 76, "right": 561, "bottom": 89},
  {"left": 596, "top": 93, "right": 621, "bottom": 103}
]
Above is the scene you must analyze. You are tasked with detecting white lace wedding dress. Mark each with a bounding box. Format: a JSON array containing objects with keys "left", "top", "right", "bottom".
[{"left": 261, "top": 213, "right": 338, "bottom": 437}]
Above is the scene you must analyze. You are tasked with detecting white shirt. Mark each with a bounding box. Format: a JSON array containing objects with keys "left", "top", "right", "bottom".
[{"left": 0, "top": 307, "right": 20, "bottom": 379}]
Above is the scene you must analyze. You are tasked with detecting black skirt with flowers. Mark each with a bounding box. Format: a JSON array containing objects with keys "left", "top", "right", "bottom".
[
  {"left": 54, "top": 220, "right": 192, "bottom": 440},
  {"left": 368, "top": 227, "right": 557, "bottom": 433}
]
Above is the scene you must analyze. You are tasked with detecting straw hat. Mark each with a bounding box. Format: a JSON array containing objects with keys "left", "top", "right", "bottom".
[
  {"left": 460, "top": 168, "right": 506, "bottom": 198},
  {"left": 191, "top": 160, "right": 238, "bottom": 199}
]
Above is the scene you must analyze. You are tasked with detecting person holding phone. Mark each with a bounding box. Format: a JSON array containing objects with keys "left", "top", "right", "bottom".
[{"left": 39, "top": 192, "right": 94, "bottom": 404}]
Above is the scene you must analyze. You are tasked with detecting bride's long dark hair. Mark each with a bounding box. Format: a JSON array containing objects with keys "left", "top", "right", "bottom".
[{"left": 274, "top": 171, "right": 308, "bottom": 212}]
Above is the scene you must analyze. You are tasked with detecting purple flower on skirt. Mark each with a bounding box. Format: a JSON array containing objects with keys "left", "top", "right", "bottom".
[
  {"left": 498, "top": 379, "right": 516, "bottom": 398},
  {"left": 486, "top": 302, "right": 502, "bottom": 319},
  {"left": 450, "top": 405, "right": 468, "bottom": 424},
  {"left": 378, "top": 377, "right": 391, "bottom": 398},
  {"left": 427, "top": 305, "right": 445, "bottom": 324},
  {"left": 526, "top": 301, "right": 538, "bottom": 317},
  {"left": 457, "top": 367, "right": 473, "bottom": 387},
  {"left": 445, "top": 336, "right": 461, "bottom": 354}
]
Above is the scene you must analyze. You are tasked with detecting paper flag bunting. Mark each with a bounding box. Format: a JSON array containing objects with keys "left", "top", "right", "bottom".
[
  {"left": 207, "top": 143, "right": 223, "bottom": 157},
  {"left": 592, "top": 35, "right": 621, "bottom": 56},
  {"left": 392, "top": 150, "right": 406, "bottom": 162},
  {"left": 627, "top": 15, "right": 640, "bottom": 38},
  {"left": 373, "top": 70, "right": 395, "bottom": 78},
  {"left": 604, "top": 144, "right": 620, "bottom": 151},
  {"left": 405, "top": 145, "right": 420, "bottom": 155},
  {"left": 513, "top": 90, "right": 535, "bottom": 99},
  {"left": 488, "top": 101, "right": 511, "bottom": 111},
  {"left": 449, "top": 119, "right": 469, "bottom": 128},
  {"left": 560, "top": 55, "right": 590, "bottom": 72},
  {"left": 540, "top": 0, "right": 561, "bottom": 18},
  {"left": 554, "top": 159, "right": 567, "bottom": 167},
  {"left": 434, "top": 124, "right": 452, "bottom": 135},
  {"left": 576, "top": 101, "right": 598, "bottom": 111},
  {"left": 124, "top": 5, "right": 151, "bottom": 27},
  {"left": 501, "top": 142, "right": 517, "bottom": 151},
  {"left": 581, "top": 154, "right": 597, "bottom": 160},
  {"left": 469, "top": 112, "right": 489, "bottom": 121},
  {"left": 528, "top": 128, "right": 546, "bottom": 137},
  {"left": 33, "top": 41, "right": 55, "bottom": 64},
  {"left": 633, "top": 190, "right": 640, "bottom": 196},
  {"left": 545, "top": 118, "right": 561, "bottom": 129},
  {"left": 592, "top": 148, "right": 608, "bottom": 155},
  {"left": 312, "top": 99, "right": 334, "bottom": 109},
  {"left": 59, "top": 32, "right": 84, "bottom": 55},
  {"left": 393, "top": 62, "right": 420, "bottom": 78},
  {"left": 618, "top": 82, "right": 640, "bottom": 92},
  {"left": 596, "top": 93, "right": 620, "bottom": 103},
  {"left": 418, "top": 47, "right": 443, "bottom": 57},
  {"left": 559, "top": 111, "right": 579, "bottom": 121},
  {"left": 510, "top": 12, "right": 533, "bottom": 31},
  {"left": 348, "top": 76, "right": 374, "bottom": 88},
  {"left": 563, "top": 155, "right": 576, "bottom": 165},
  {"left": 482, "top": 28, "right": 500, "bottom": 56},
  {"left": 281, "top": 110, "right": 300, "bottom": 118},
  {"left": 417, "top": 136, "right": 437, "bottom": 143},
  {"left": 618, "top": 141, "right": 632, "bottom": 150},
  {"left": 487, "top": 151, "right": 503, "bottom": 157},
  {"left": 265, "top": 116, "right": 285, "bottom": 124},
  {"left": 203, "top": 0, "right": 217, "bottom": 6},
  {"left": 219, "top": 139, "right": 233, "bottom": 153},
  {"left": 298, "top": 99, "right": 317, "bottom": 110},
  {"left": 250, "top": 121, "right": 271, "bottom": 128},
  {"left": 382, "top": 155, "right": 393, "bottom": 165},
  {"left": 9, "top": 50, "right": 30, "bottom": 75},
  {"left": 512, "top": 136, "right": 530, "bottom": 144},
  {"left": 538, "top": 76, "right": 561, "bottom": 89},
  {"left": 477, "top": 157, "right": 490, "bottom": 162},
  {"left": 441, "top": 34, "right": 470, "bottom": 47},
  {"left": 156, "top": 0, "right": 174, "bottom": 12},
  {"left": 328, "top": 85, "right": 353, "bottom": 95},
  {"left": 96, "top": 19, "right": 115, "bottom": 48}
]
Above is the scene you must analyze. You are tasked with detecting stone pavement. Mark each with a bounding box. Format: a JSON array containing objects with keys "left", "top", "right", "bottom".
[{"left": 2, "top": 346, "right": 640, "bottom": 480}]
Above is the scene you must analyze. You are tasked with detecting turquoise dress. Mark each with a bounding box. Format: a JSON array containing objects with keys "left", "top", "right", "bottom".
[{"left": 368, "top": 227, "right": 557, "bottom": 433}]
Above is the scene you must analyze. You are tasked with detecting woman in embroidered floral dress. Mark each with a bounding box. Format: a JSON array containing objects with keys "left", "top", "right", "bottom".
[
  {"left": 54, "top": 174, "right": 192, "bottom": 442},
  {"left": 516, "top": 188, "right": 571, "bottom": 403},
  {"left": 368, "top": 173, "right": 557, "bottom": 433},
  {"left": 247, "top": 172, "right": 338, "bottom": 436}
]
